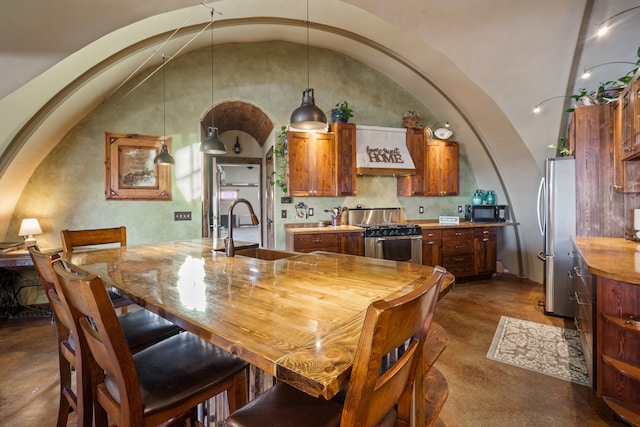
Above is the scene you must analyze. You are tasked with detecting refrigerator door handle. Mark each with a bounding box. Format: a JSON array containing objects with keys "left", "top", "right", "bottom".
[{"left": 537, "top": 176, "right": 545, "bottom": 236}]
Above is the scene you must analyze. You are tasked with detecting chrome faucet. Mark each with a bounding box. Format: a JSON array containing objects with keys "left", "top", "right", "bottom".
[{"left": 224, "top": 198, "right": 259, "bottom": 257}]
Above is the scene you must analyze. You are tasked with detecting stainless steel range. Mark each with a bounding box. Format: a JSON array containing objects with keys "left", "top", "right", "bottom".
[{"left": 348, "top": 208, "right": 422, "bottom": 264}]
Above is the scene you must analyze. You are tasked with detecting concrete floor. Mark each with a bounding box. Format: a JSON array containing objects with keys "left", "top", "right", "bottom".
[{"left": 0, "top": 275, "right": 626, "bottom": 426}]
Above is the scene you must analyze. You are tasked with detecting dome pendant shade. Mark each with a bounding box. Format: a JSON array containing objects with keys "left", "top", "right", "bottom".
[
  {"left": 290, "top": 88, "right": 327, "bottom": 130},
  {"left": 200, "top": 126, "right": 226, "bottom": 155},
  {"left": 154, "top": 143, "right": 175, "bottom": 164}
]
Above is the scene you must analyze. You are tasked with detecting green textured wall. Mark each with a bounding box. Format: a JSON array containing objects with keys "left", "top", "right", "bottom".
[{"left": 10, "top": 41, "right": 477, "bottom": 250}]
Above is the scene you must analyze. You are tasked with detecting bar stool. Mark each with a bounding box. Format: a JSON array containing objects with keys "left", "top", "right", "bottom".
[
  {"left": 52, "top": 259, "right": 248, "bottom": 427},
  {"left": 29, "top": 247, "right": 182, "bottom": 427}
]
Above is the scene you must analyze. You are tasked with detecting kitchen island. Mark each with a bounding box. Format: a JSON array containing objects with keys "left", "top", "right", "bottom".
[
  {"left": 573, "top": 236, "right": 640, "bottom": 426},
  {"left": 68, "top": 238, "right": 454, "bottom": 403}
]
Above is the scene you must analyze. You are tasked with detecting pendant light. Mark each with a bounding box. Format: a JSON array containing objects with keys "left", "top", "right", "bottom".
[
  {"left": 154, "top": 54, "right": 175, "bottom": 165},
  {"left": 200, "top": 9, "right": 226, "bottom": 155},
  {"left": 289, "top": 0, "right": 327, "bottom": 131}
]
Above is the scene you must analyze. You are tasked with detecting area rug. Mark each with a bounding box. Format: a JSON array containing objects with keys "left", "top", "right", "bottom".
[{"left": 487, "top": 316, "right": 590, "bottom": 386}]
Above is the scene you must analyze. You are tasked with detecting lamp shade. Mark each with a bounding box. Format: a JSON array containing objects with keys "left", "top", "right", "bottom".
[
  {"left": 290, "top": 88, "right": 327, "bottom": 130},
  {"left": 154, "top": 143, "right": 175, "bottom": 164},
  {"left": 18, "top": 218, "right": 42, "bottom": 237},
  {"left": 201, "top": 127, "right": 226, "bottom": 155}
]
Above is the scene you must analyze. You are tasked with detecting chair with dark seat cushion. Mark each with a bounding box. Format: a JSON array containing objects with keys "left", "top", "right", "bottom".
[
  {"left": 52, "top": 259, "right": 248, "bottom": 427},
  {"left": 29, "top": 247, "right": 182, "bottom": 427},
  {"left": 60, "top": 226, "right": 133, "bottom": 312},
  {"left": 225, "top": 266, "right": 446, "bottom": 427}
]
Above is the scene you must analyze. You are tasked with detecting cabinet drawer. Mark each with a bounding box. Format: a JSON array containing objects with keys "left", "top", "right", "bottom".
[
  {"left": 442, "top": 254, "right": 475, "bottom": 276},
  {"left": 443, "top": 229, "right": 473, "bottom": 255},
  {"left": 474, "top": 227, "right": 496, "bottom": 240},
  {"left": 293, "top": 233, "right": 339, "bottom": 251},
  {"left": 422, "top": 229, "right": 442, "bottom": 244}
]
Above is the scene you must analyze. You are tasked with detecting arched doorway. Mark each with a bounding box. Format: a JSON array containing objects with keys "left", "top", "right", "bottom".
[{"left": 200, "top": 101, "right": 274, "bottom": 246}]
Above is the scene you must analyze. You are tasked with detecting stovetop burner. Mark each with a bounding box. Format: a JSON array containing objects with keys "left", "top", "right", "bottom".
[{"left": 361, "top": 223, "right": 422, "bottom": 238}]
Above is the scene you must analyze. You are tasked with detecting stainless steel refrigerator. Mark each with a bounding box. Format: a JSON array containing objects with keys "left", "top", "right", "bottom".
[{"left": 537, "top": 156, "right": 576, "bottom": 318}]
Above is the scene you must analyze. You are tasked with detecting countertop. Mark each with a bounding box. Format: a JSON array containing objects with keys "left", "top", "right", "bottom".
[
  {"left": 284, "top": 220, "right": 517, "bottom": 234},
  {"left": 573, "top": 236, "right": 640, "bottom": 285}
]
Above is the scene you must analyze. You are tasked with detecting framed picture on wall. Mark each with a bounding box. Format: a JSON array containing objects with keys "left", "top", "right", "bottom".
[{"left": 105, "top": 132, "right": 172, "bottom": 200}]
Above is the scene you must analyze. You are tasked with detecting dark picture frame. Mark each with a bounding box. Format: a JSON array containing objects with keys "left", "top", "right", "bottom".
[{"left": 105, "top": 132, "right": 172, "bottom": 200}]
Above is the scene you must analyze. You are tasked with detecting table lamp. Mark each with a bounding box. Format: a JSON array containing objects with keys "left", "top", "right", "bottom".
[{"left": 18, "top": 218, "right": 42, "bottom": 247}]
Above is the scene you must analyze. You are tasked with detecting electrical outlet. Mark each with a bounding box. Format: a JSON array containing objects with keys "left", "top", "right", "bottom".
[
  {"left": 174, "top": 211, "right": 191, "bottom": 221},
  {"left": 419, "top": 206, "right": 424, "bottom": 214},
  {"left": 281, "top": 209, "right": 287, "bottom": 218},
  {"left": 458, "top": 205, "right": 463, "bottom": 213},
  {"left": 308, "top": 207, "right": 314, "bottom": 216}
]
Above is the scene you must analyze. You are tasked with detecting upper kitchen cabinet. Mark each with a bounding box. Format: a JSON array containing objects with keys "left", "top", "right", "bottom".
[
  {"left": 332, "top": 122, "right": 356, "bottom": 196},
  {"left": 287, "top": 131, "right": 336, "bottom": 197},
  {"left": 398, "top": 128, "right": 459, "bottom": 196},
  {"left": 426, "top": 139, "right": 459, "bottom": 196}
]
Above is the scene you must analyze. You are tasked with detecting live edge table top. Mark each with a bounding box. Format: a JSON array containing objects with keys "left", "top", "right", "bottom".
[{"left": 69, "top": 238, "right": 453, "bottom": 400}]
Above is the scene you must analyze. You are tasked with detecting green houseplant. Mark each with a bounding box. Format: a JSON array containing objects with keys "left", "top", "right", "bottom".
[
  {"left": 402, "top": 110, "right": 421, "bottom": 128},
  {"left": 331, "top": 101, "right": 354, "bottom": 123},
  {"left": 270, "top": 125, "right": 288, "bottom": 194}
]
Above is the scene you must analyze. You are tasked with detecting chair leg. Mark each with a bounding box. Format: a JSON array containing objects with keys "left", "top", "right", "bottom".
[
  {"left": 227, "top": 369, "right": 248, "bottom": 413},
  {"left": 56, "top": 356, "right": 72, "bottom": 427}
]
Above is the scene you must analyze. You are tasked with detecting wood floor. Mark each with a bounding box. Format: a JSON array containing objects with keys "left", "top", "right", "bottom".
[{"left": 0, "top": 274, "right": 627, "bottom": 426}]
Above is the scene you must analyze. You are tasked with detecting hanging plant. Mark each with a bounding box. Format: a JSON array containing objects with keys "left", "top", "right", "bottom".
[{"left": 270, "top": 125, "right": 288, "bottom": 194}]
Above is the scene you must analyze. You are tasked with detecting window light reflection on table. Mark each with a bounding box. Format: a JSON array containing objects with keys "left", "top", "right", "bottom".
[
  {"left": 177, "top": 256, "right": 206, "bottom": 311},
  {"left": 18, "top": 218, "right": 42, "bottom": 248}
]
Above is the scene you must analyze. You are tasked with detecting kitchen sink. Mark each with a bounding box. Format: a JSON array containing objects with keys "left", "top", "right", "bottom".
[{"left": 234, "top": 247, "right": 298, "bottom": 260}]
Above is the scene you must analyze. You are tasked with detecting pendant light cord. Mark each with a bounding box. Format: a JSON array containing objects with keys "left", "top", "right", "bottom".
[
  {"left": 211, "top": 8, "right": 219, "bottom": 129},
  {"left": 306, "top": 0, "right": 310, "bottom": 90},
  {"left": 162, "top": 54, "right": 166, "bottom": 143}
]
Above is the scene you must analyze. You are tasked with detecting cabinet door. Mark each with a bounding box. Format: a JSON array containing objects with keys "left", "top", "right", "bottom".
[
  {"left": 421, "top": 228, "right": 442, "bottom": 266},
  {"left": 339, "top": 231, "right": 364, "bottom": 256},
  {"left": 333, "top": 122, "right": 356, "bottom": 196},
  {"left": 287, "top": 132, "right": 313, "bottom": 196},
  {"left": 397, "top": 128, "right": 426, "bottom": 196},
  {"left": 621, "top": 89, "right": 636, "bottom": 159},
  {"left": 287, "top": 132, "right": 336, "bottom": 197},
  {"left": 474, "top": 227, "right": 496, "bottom": 275},
  {"left": 425, "top": 140, "right": 459, "bottom": 196},
  {"left": 312, "top": 133, "right": 337, "bottom": 196}
]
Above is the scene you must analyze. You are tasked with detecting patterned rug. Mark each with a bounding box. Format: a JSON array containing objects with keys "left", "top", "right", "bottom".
[{"left": 487, "top": 316, "right": 590, "bottom": 386}]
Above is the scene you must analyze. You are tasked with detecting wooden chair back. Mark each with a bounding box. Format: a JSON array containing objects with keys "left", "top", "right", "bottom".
[
  {"left": 52, "top": 261, "right": 143, "bottom": 427},
  {"left": 28, "top": 246, "right": 92, "bottom": 427},
  {"left": 340, "top": 266, "right": 446, "bottom": 426},
  {"left": 60, "top": 226, "right": 126, "bottom": 254}
]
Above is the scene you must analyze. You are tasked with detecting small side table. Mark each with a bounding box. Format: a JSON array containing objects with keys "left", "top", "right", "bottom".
[{"left": 0, "top": 249, "right": 49, "bottom": 319}]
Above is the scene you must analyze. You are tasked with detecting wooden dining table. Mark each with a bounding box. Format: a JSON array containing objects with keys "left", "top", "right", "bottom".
[{"left": 69, "top": 238, "right": 453, "bottom": 421}]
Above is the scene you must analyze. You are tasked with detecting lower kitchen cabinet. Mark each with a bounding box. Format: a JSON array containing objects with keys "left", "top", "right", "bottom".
[
  {"left": 571, "top": 247, "right": 595, "bottom": 384},
  {"left": 474, "top": 227, "right": 496, "bottom": 276},
  {"left": 422, "top": 228, "right": 442, "bottom": 267},
  {"left": 441, "top": 228, "right": 475, "bottom": 277},
  {"left": 596, "top": 276, "right": 640, "bottom": 424},
  {"left": 285, "top": 230, "right": 363, "bottom": 256}
]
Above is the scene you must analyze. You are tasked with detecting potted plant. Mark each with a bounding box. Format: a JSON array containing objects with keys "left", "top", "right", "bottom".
[
  {"left": 331, "top": 101, "right": 354, "bottom": 123},
  {"left": 270, "top": 125, "right": 288, "bottom": 194},
  {"left": 402, "top": 110, "right": 421, "bottom": 128}
]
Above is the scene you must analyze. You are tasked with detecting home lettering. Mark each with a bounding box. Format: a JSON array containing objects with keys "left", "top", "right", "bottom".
[{"left": 366, "top": 146, "right": 404, "bottom": 164}]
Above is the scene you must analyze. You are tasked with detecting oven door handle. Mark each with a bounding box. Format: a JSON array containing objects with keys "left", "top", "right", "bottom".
[{"left": 372, "top": 235, "right": 423, "bottom": 241}]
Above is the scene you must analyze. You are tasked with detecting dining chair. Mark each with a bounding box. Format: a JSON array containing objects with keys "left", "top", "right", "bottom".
[
  {"left": 225, "top": 266, "right": 446, "bottom": 427},
  {"left": 29, "top": 247, "right": 183, "bottom": 427},
  {"left": 52, "top": 259, "right": 249, "bottom": 427},
  {"left": 60, "top": 226, "right": 131, "bottom": 312}
]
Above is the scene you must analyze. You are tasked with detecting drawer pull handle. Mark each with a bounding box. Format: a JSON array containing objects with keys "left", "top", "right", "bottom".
[
  {"left": 482, "top": 238, "right": 489, "bottom": 242},
  {"left": 428, "top": 241, "right": 436, "bottom": 245},
  {"left": 311, "top": 239, "right": 322, "bottom": 243}
]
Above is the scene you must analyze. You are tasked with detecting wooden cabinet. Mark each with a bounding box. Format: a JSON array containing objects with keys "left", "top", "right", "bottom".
[
  {"left": 285, "top": 230, "right": 363, "bottom": 256},
  {"left": 332, "top": 122, "right": 356, "bottom": 196},
  {"left": 621, "top": 84, "right": 636, "bottom": 159},
  {"left": 571, "top": 247, "right": 595, "bottom": 384},
  {"left": 287, "top": 131, "right": 336, "bottom": 197},
  {"left": 596, "top": 275, "right": 640, "bottom": 425},
  {"left": 339, "top": 231, "right": 364, "bottom": 256},
  {"left": 397, "top": 128, "right": 425, "bottom": 196},
  {"left": 425, "top": 139, "right": 459, "bottom": 196},
  {"left": 474, "top": 227, "right": 496, "bottom": 276},
  {"left": 441, "top": 228, "right": 475, "bottom": 278},
  {"left": 397, "top": 130, "right": 459, "bottom": 196},
  {"left": 421, "top": 228, "right": 442, "bottom": 267}
]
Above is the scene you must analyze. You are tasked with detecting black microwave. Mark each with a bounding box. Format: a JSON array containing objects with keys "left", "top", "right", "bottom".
[{"left": 465, "top": 205, "right": 507, "bottom": 223}]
